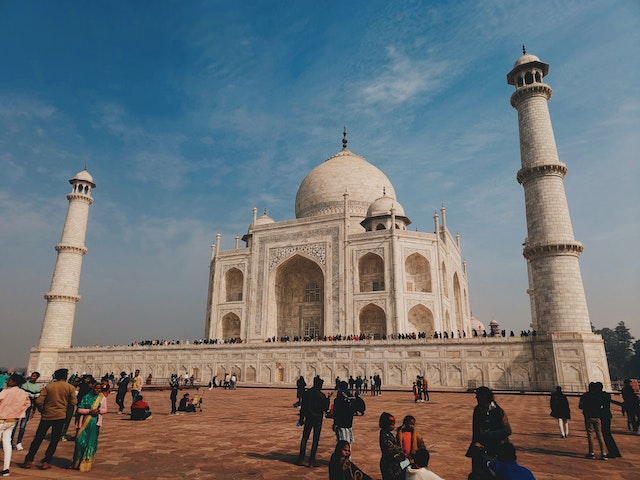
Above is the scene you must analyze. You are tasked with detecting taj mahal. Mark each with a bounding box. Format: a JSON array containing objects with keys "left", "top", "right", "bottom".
[{"left": 28, "top": 50, "right": 611, "bottom": 392}]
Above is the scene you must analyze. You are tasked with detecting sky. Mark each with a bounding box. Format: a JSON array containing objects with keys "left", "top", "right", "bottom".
[{"left": 1, "top": 0, "right": 638, "bottom": 369}]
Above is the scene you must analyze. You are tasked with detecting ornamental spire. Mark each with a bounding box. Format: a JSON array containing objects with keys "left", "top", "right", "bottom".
[{"left": 342, "top": 126, "right": 348, "bottom": 150}]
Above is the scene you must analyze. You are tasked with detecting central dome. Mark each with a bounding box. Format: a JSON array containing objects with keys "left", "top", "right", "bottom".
[{"left": 295, "top": 148, "right": 397, "bottom": 219}]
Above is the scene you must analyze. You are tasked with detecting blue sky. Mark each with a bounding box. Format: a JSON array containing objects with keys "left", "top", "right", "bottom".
[{"left": 1, "top": 1, "right": 638, "bottom": 369}]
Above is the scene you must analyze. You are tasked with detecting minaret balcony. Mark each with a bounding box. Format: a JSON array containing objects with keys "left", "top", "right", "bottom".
[{"left": 517, "top": 163, "right": 567, "bottom": 184}]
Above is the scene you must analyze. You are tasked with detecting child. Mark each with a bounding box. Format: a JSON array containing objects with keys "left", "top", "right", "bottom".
[
  {"left": 406, "top": 448, "right": 444, "bottom": 480},
  {"left": 396, "top": 415, "right": 426, "bottom": 463},
  {"left": 329, "top": 440, "right": 372, "bottom": 480}
]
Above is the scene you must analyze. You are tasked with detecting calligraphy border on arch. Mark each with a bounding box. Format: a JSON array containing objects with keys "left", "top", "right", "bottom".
[{"left": 269, "top": 242, "right": 326, "bottom": 271}]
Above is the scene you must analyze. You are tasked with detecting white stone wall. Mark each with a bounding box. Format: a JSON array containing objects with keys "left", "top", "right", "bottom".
[{"left": 28, "top": 333, "right": 610, "bottom": 393}]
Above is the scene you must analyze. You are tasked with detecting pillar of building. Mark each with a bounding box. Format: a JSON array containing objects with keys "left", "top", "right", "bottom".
[
  {"left": 507, "top": 48, "right": 610, "bottom": 390},
  {"left": 29, "top": 168, "right": 95, "bottom": 378}
]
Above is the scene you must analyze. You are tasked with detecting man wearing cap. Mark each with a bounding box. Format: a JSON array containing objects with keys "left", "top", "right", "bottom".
[
  {"left": 21, "top": 368, "right": 77, "bottom": 471},
  {"left": 0, "top": 373, "right": 31, "bottom": 477}
]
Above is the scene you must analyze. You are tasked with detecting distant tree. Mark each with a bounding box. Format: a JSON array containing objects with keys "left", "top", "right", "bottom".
[
  {"left": 595, "top": 322, "right": 634, "bottom": 379},
  {"left": 625, "top": 339, "right": 640, "bottom": 378}
]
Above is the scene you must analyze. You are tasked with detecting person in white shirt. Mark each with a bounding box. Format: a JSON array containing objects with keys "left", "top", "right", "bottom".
[{"left": 405, "top": 448, "right": 444, "bottom": 480}]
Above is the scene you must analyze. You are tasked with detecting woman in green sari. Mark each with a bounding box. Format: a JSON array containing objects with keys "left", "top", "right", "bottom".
[{"left": 70, "top": 382, "right": 107, "bottom": 471}]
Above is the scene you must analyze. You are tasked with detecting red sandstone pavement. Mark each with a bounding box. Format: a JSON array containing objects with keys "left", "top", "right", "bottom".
[{"left": 3, "top": 387, "right": 638, "bottom": 479}]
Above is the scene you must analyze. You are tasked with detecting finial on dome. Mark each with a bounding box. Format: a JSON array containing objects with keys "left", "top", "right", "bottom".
[
  {"left": 522, "top": 44, "right": 526, "bottom": 55},
  {"left": 383, "top": 186, "right": 386, "bottom": 196},
  {"left": 263, "top": 208, "right": 267, "bottom": 216},
  {"left": 342, "top": 126, "right": 348, "bottom": 150}
]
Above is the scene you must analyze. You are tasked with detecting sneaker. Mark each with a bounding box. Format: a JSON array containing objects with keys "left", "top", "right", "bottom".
[
  {"left": 15, "top": 443, "right": 23, "bottom": 451},
  {"left": 585, "top": 453, "right": 595, "bottom": 459},
  {"left": 1, "top": 469, "right": 9, "bottom": 477},
  {"left": 61, "top": 436, "right": 67, "bottom": 442},
  {"left": 600, "top": 455, "right": 607, "bottom": 461}
]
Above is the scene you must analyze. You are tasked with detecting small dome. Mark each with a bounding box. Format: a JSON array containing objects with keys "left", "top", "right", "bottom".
[
  {"left": 489, "top": 319, "right": 499, "bottom": 325},
  {"left": 253, "top": 212, "right": 275, "bottom": 226},
  {"left": 513, "top": 53, "right": 540, "bottom": 68},
  {"left": 366, "top": 194, "right": 406, "bottom": 218},
  {"left": 470, "top": 316, "right": 485, "bottom": 331},
  {"left": 70, "top": 168, "right": 95, "bottom": 187}
]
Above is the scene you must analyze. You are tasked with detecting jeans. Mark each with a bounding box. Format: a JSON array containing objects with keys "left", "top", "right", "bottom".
[
  {"left": 116, "top": 390, "right": 127, "bottom": 412},
  {"left": 24, "top": 418, "right": 66, "bottom": 463},
  {"left": 11, "top": 407, "right": 32, "bottom": 445},
  {"left": 298, "top": 418, "right": 323, "bottom": 463}
]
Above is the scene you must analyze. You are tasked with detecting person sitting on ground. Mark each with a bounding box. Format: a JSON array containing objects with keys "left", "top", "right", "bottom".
[
  {"left": 328, "top": 439, "right": 372, "bottom": 480},
  {"left": 487, "top": 442, "right": 535, "bottom": 480},
  {"left": 405, "top": 448, "right": 444, "bottom": 480},
  {"left": 178, "top": 393, "right": 196, "bottom": 412},
  {"left": 130, "top": 395, "right": 152, "bottom": 420}
]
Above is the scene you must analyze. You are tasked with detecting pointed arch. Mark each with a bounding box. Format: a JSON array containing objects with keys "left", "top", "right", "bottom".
[
  {"left": 441, "top": 262, "right": 448, "bottom": 297},
  {"left": 225, "top": 268, "right": 243, "bottom": 302},
  {"left": 407, "top": 304, "right": 435, "bottom": 334},
  {"left": 453, "top": 272, "right": 463, "bottom": 335},
  {"left": 359, "top": 252, "right": 385, "bottom": 292},
  {"left": 405, "top": 253, "right": 432, "bottom": 292},
  {"left": 222, "top": 312, "right": 241, "bottom": 340},
  {"left": 359, "top": 303, "right": 387, "bottom": 339},
  {"left": 275, "top": 254, "right": 324, "bottom": 338}
]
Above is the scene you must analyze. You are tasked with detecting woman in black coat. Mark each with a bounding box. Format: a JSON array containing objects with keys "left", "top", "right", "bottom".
[{"left": 550, "top": 385, "right": 571, "bottom": 438}]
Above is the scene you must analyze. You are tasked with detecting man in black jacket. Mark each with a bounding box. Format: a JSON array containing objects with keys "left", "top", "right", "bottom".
[{"left": 296, "top": 376, "right": 330, "bottom": 468}]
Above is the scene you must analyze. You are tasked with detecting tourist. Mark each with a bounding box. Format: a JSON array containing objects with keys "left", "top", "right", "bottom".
[
  {"left": 332, "top": 381, "right": 365, "bottom": 447},
  {"left": 487, "top": 442, "right": 535, "bottom": 480},
  {"left": 596, "top": 382, "right": 621, "bottom": 458},
  {"left": 69, "top": 382, "right": 108, "bottom": 471},
  {"left": 295, "top": 375, "right": 306, "bottom": 407},
  {"left": 169, "top": 374, "right": 180, "bottom": 415},
  {"left": 379, "top": 412, "right": 408, "bottom": 480},
  {"left": 11, "top": 371, "right": 41, "bottom": 451},
  {"left": 130, "top": 395, "right": 152, "bottom": 420},
  {"left": 422, "top": 376, "right": 430, "bottom": 402},
  {"left": 178, "top": 393, "right": 196, "bottom": 412},
  {"left": 396, "top": 415, "right": 426, "bottom": 464},
  {"left": 466, "top": 386, "right": 512, "bottom": 480},
  {"left": 131, "top": 369, "right": 143, "bottom": 402},
  {"left": 115, "top": 371, "right": 130, "bottom": 414},
  {"left": 21, "top": 368, "right": 77, "bottom": 471},
  {"left": 0, "top": 373, "right": 31, "bottom": 477},
  {"left": 578, "top": 382, "right": 606, "bottom": 460},
  {"left": 68, "top": 374, "right": 95, "bottom": 441},
  {"left": 405, "top": 447, "right": 444, "bottom": 480},
  {"left": 621, "top": 379, "right": 639, "bottom": 433},
  {"left": 230, "top": 373, "right": 237, "bottom": 390},
  {"left": 328, "top": 440, "right": 372, "bottom": 480},
  {"left": 296, "top": 376, "right": 330, "bottom": 468},
  {"left": 550, "top": 386, "right": 571, "bottom": 438}
]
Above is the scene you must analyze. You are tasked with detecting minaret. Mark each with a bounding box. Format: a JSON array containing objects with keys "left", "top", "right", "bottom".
[
  {"left": 507, "top": 48, "right": 590, "bottom": 335},
  {"left": 39, "top": 168, "right": 95, "bottom": 349},
  {"left": 508, "top": 48, "right": 610, "bottom": 390}
]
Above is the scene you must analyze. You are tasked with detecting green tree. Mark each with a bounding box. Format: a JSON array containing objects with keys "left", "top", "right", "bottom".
[
  {"left": 595, "top": 321, "right": 634, "bottom": 379},
  {"left": 625, "top": 339, "right": 640, "bottom": 378}
]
